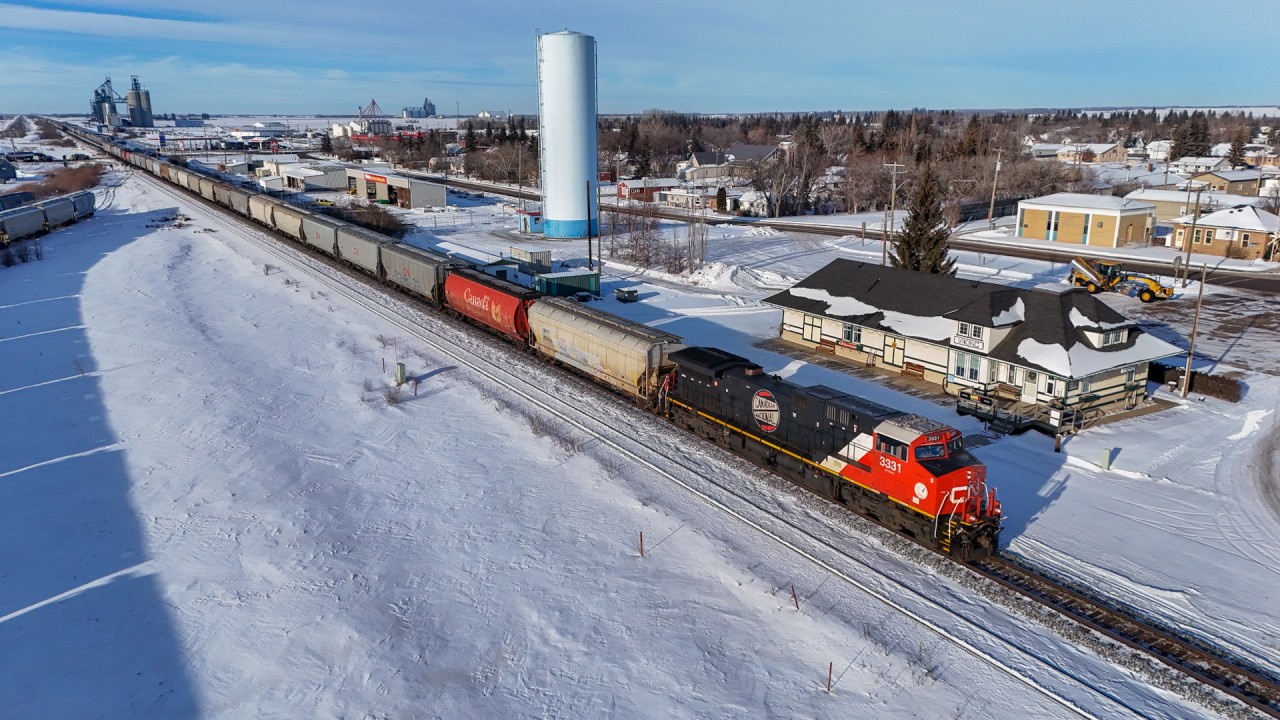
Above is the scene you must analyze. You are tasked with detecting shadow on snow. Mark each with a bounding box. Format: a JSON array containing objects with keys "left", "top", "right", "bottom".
[{"left": 0, "top": 206, "right": 201, "bottom": 716}]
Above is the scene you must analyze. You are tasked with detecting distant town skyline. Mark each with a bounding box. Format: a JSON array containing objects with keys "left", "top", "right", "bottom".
[{"left": 0, "top": 0, "right": 1273, "bottom": 116}]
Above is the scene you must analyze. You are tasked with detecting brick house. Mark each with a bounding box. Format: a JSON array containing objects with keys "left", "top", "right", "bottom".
[{"left": 1171, "top": 205, "right": 1280, "bottom": 260}]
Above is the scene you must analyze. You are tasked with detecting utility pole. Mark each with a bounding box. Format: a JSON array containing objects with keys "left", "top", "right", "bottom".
[
  {"left": 883, "top": 162, "right": 906, "bottom": 266},
  {"left": 1181, "top": 263, "right": 1206, "bottom": 398},
  {"left": 987, "top": 149, "right": 1003, "bottom": 229},
  {"left": 1181, "top": 185, "right": 1206, "bottom": 287}
]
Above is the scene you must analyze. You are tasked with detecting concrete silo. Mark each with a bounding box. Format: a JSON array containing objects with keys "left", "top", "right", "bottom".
[
  {"left": 537, "top": 30, "right": 598, "bottom": 239},
  {"left": 126, "top": 76, "right": 154, "bottom": 127}
]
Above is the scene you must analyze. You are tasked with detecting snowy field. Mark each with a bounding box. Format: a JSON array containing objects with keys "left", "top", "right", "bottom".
[{"left": 1, "top": 134, "right": 1278, "bottom": 717}]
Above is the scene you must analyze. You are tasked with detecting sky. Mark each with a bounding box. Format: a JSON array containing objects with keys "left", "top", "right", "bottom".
[{"left": 0, "top": 0, "right": 1274, "bottom": 116}]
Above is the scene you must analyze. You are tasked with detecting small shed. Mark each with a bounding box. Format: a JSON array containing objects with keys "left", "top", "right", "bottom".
[
  {"left": 0, "top": 160, "right": 16, "bottom": 183},
  {"left": 519, "top": 209, "right": 544, "bottom": 234},
  {"left": 535, "top": 269, "right": 600, "bottom": 297},
  {"left": 510, "top": 246, "right": 551, "bottom": 274}
]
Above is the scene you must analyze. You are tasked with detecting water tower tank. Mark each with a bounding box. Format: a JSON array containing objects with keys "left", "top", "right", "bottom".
[{"left": 537, "top": 30, "right": 598, "bottom": 239}]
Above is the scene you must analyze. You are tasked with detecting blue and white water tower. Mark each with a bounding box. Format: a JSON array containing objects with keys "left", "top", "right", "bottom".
[{"left": 536, "top": 30, "right": 598, "bottom": 239}]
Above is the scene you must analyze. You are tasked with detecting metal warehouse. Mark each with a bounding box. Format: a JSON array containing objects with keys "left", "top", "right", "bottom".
[{"left": 345, "top": 168, "right": 445, "bottom": 209}]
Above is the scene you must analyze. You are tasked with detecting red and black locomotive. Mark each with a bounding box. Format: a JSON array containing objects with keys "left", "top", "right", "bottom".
[{"left": 664, "top": 347, "right": 1001, "bottom": 560}]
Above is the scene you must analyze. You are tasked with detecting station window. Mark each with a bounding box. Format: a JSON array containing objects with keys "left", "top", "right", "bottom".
[
  {"left": 843, "top": 324, "right": 861, "bottom": 344},
  {"left": 954, "top": 351, "right": 981, "bottom": 381}
]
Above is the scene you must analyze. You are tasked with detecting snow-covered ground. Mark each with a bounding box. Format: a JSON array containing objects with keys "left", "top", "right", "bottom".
[{"left": 2, "top": 132, "right": 1278, "bottom": 716}]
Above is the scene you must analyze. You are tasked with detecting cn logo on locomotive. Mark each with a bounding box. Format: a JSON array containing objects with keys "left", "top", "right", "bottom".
[{"left": 752, "top": 389, "right": 780, "bottom": 432}]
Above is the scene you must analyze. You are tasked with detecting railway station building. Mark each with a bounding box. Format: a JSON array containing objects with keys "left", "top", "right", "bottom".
[{"left": 763, "top": 260, "right": 1182, "bottom": 433}]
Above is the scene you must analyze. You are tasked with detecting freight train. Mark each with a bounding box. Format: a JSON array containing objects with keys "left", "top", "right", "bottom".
[
  {"left": 63, "top": 122, "right": 1003, "bottom": 560},
  {"left": 0, "top": 190, "right": 96, "bottom": 245}
]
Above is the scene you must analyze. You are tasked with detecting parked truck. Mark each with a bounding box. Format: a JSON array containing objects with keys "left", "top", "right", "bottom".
[{"left": 1068, "top": 256, "right": 1173, "bottom": 302}]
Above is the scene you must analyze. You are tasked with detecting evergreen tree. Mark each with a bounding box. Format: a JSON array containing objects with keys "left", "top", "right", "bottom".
[
  {"left": 320, "top": 134, "right": 333, "bottom": 153},
  {"left": 689, "top": 124, "right": 706, "bottom": 154},
  {"left": 715, "top": 186, "right": 727, "bottom": 213},
  {"left": 464, "top": 121, "right": 477, "bottom": 152},
  {"left": 1227, "top": 129, "right": 1247, "bottom": 168},
  {"left": 891, "top": 162, "right": 956, "bottom": 275}
]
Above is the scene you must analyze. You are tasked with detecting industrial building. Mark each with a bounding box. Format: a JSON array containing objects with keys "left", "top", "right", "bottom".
[
  {"left": 401, "top": 98, "right": 437, "bottom": 119},
  {"left": 537, "top": 30, "right": 599, "bottom": 239},
  {"left": 91, "top": 76, "right": 153, "bottom": 128},
  {"left": 345, "top": 168, "right": 445, "bottom": 209}
]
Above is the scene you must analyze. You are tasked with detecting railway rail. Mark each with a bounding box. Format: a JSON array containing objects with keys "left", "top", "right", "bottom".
[
  {"left": 971, "top": 555, "right": 1280, "bottom": 718},
  {"left": 121, "top": 160, "right": 1280, "bottom": 719}
]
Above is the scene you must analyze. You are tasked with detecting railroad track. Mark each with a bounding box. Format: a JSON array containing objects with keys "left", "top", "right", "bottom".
[
  {"left": 132, "top": 167, "right": 1275, "bottom": 718},
  {"left": 971, "top": 555, "right": 1280, "bottom": 718}
]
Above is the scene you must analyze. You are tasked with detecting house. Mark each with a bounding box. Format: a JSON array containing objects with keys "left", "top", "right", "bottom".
[
  {"left": 1168, "top": 156, "right": 1229, "bottom": 174},
  {"left": 1124, "top": 188, "right": 1265, "bottom": 225},
  {"left": 1056, "top": 143, "right": 1126, "bottom": 164},
  {"left": 1016, "top": 193, "right": 1155, "bottom": 247},
  {"left": 1170, "top": 205, "right": 1280, "bottom": 261},
  {"left": 616, "top": 177, "right": 680, "bottom": 202},
  {"left": 1145, "top": 140, "right": 1173, "bottom": 161},
  {"left": 1190, "top": 170, "right": 1262, "bottom": 196},
  {"left": 681, "top": 151, "right": 736, "bottom": 182},
  {"left": 655, "top": 187, "right": 740, "bottom": 212},
  {"left": 725, "top": 143, "right": 779, "bottom": 164},
  {"left": 1028, "top": 143, "right": 1066, "bottom": 160},
  {"left": 763, "top": 259, "right": 1182, "bottom": 432}
]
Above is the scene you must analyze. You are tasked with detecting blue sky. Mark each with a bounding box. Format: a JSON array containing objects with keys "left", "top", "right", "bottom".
[{"left": 0, "top": 0, "right": 1271, "bottom": 115}]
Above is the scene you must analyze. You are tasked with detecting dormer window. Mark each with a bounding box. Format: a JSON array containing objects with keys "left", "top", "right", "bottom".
[
  {"left": 1102, "top": 329, "right": 1126, "bottom": 346},
  {"left": 958, "top": 321, "right": 969, "bottom": 336},
  {"left": 971, "top": 325, "right": 983, "bottom": 341}
]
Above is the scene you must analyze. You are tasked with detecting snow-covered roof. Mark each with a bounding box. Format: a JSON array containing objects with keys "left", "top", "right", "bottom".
[
  {"left": 1124, "top": 188, "right": 1263, "bottom": 206},
  {"left": 1170, "top": 156, "right": 1226, "bottom": 166},
  {"left": 1019, "top": 193, "right": 1155, "bottom": 213},
  {"left": 1057, "top": 143, "right": 1119, "bottom": 155},
  {"left": 763, "top": 259, "right": 1181, "bottom": 379},
  {"left": 619, "top": 177, "right": 680, "bottom": 189},
  {"left": 1195, "top": 169, "right": 1262, "bottom": 182},
  {"left": 1176, "top": 205, "right": 1280, "bottom": 232}
]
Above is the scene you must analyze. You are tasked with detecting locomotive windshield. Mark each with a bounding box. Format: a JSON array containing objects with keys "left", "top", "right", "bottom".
[{"left": 915, "top": 443, "right": 946, "bottom": 460}]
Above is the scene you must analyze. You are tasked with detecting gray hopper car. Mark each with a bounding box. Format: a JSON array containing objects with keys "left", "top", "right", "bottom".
[
  {"left": 0, "top": 206, "right": 46, "bottom": 244},
  {"left": 381, "top": 243, "right": 455, "bottom": 303},
  {"left": 70, "top": 190, "right": 96, "bottom": 219},
  {"left": 301, "top": 214, "right": 342, "bottom": 256},
  {"left": 248, "top": 195, "right": 281, "bottom": 226},
  {"left": 335, "top": 225, "right": 388, "bottom": 274},
  {"left": 272, "top": 205, "right": 308, "bottom": 241},
  {"left": 528, "top": 297, "right": 685, "bottom": 401},
  {"left": 35, "top": 196, "right": 76, "bottom": 228}
]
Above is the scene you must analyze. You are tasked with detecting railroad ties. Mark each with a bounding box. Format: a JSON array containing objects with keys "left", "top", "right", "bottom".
[{"left": 971, "top": 556, "right": 1280, "bottom": 718}]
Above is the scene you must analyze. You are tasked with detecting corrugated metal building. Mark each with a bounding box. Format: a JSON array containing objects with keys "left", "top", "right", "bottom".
[{"left": 345, "top": 168, "right": 445, "bottom": 209}]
